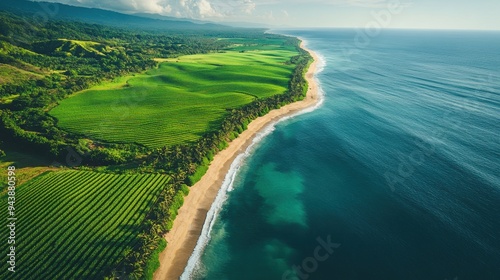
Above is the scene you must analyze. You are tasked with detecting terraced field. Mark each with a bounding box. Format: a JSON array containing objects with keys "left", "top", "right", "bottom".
[
  {"left": 49, "top": 41, "right": 298, "bottom": 148},
  {"left": 0, "top": 170, "right": 169, "bottom": 279}
]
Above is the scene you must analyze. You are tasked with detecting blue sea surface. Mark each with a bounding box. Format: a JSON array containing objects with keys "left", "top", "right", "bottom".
[{"left": 188, "top": 29, "right": 500, "bottom": 280}]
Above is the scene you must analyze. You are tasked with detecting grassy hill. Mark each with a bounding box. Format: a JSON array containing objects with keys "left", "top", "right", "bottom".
[
  {"left": 0, "top": 3, "right": 311, "bottom": 279},
  {"left": 50, "top": 39, "right": 298, "bottom": 148},
  {"left": 32, "top": 39, "right": 114, "bottom": 58},
  {"left": 0, "top": 41, "right": 46, "bottom": 86}
]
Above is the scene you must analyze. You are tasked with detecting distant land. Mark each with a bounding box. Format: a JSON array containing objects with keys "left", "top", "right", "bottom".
[
  {"left": 0, "top": 0, "right": 233, "bottom": 31},
  {"left": 0, "top": 0, "right": 312, "bottom": 279}
]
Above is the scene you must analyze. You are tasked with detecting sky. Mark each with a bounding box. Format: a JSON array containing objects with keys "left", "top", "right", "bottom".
[{"left": 34, "top": 0, "right": 500, "bottom": 30}]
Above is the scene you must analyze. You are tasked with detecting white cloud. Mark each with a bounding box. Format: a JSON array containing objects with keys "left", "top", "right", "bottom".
[
  {"left": 34, "top": 0, "right": 258, "bottom": 19},
  {"left": 347, "top": 0, "right": 393, "bottom": 8},
  {"left": 33, "top": 0, "right": 414, "bottom": 25},
  {"left": 164, "top": 4, "right": 173, "bottom": 13},
  {"left": 254, "top": 0, "right": 410, "bottom": 8},
  {"left": 242, "top": 0, "right": 257, "bottom": 14},
  {"left": 197, "top": 0, "right": 217, "bottom": 17}
]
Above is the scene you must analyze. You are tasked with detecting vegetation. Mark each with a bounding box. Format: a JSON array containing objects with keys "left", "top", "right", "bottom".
[
  {"left": 110, "top": 183, "right": 190, "bottom": 279},
  {"left": 0, "top": 0, "right": 234, "bottom": 32},
  {"left": 0, "top": 147, "right": 55, "bottom": 193},
  {"left": 0, "top": 9, "right": 238, "bottom": 165},
  {"left": 144, "top": 239, "right": 167, "bottom": 280},
  {"left": 0, "top": 2, "right": 312, "bottom": 279},
  {"left": 0, "top": 170, "right": 169, "bottom": 279},
  {"left": 50, "top": 44, "right": 297, "bottom": 148}
]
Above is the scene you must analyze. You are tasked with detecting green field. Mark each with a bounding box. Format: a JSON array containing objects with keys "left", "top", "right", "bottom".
[
  {"left": 50, "top": 42, "right": 298, "bottom": 148},
  {"left": 0, "top": 9, "right": 308, "bottom": 280},
  {"left": 0, "top": 170, "right": 169, "bottom": 279}
]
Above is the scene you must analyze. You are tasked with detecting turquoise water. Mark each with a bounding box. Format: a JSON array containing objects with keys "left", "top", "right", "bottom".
[{"left": 187, "top": 29, "right": 500, "bottom": 280}]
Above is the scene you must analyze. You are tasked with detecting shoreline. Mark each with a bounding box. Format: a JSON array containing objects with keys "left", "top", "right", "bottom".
[{"left": 153, "top": 41, "right": 321, "bottom": 280}]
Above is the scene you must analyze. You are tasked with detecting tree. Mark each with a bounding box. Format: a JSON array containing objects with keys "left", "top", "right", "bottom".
[{"left": 65, "top": 69, "right": 78, "bottom": 77}]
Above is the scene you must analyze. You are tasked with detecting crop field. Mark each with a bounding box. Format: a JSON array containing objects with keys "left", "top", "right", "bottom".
[
  {"left": 50, "top": 40, "right": 298, "bottom": 148},
  {"left": 0, "top": 170, "right": 169, "bottom": 279}
]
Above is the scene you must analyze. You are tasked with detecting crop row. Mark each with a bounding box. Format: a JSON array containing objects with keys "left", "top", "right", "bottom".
[
  {"left": 0, "top": 170, "right": 168, "bottom": 279},
  {"left": 50, "top": 48, "right": 297, "bottom": 148}
]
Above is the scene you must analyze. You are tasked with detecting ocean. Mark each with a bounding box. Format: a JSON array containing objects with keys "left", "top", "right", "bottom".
[{"left": 183, "top": 29, "right": 500, "bottom": 280}]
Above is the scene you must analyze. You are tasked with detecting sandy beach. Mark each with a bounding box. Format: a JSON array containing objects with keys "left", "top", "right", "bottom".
[{"left": 154, "top": 42, "right": 321, "bottom": 280}]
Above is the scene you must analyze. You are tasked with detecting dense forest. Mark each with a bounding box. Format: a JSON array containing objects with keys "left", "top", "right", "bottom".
[{"left": 0, "top": 4, "right": 311, "bottom": 279}]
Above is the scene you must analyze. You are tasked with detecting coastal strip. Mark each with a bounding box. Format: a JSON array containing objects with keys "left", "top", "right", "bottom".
[{"left": 154, "top": 41, "right": 322, "bottom": 280}]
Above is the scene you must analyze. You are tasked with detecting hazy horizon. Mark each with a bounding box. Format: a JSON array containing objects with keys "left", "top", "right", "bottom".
[{"left": 31, "top": 0, "right": 500, "bottom": 31}]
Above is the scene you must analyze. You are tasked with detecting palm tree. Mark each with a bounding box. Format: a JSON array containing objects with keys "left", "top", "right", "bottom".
[{"left": 187, "top": 163, "right": 197, "bottom": 175}]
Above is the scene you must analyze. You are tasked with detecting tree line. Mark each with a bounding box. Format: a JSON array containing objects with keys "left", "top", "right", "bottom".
[
  {"left": 106, "top": 39, "right": 312, "bottom": 280},
  {"left": 0, "top": 10, "right": 312, "bottom": 280},
  {"left": 0, "top": 10, "right": 238, "bottom": 163}
]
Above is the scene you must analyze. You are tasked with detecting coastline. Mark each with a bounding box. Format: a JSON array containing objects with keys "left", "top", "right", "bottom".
[{"left": 153, "top": 41, "right": 321, "bottom": 280}]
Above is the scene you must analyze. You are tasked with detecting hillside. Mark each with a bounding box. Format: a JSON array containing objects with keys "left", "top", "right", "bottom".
[
  {"left": 0, "top": 0, "right": 232, "bottom": 32},
  {"left": 49, "top": 41, "right": 298, "bottom": 148},
  {"left": 0, "top": 2, "right": 311, "bottom": 279},
  {"left": 32, "top": 39, "right": 116, "bottom": 58}
]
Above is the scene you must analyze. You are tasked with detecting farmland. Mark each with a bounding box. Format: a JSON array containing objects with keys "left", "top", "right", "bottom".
[
  {"left": 49, "top": 41, "right": 299, "bottom": 148},
  {"left": 0, "top": 170, "right": 169, "bottom": 279},
  {"left": 0, "top": 6, "right": 311, "bottom": 279}
]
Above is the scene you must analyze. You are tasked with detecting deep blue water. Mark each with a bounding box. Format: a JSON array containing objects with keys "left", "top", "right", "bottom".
[{"left": 187, "top": 29, "right": 500, "bottom": 280}]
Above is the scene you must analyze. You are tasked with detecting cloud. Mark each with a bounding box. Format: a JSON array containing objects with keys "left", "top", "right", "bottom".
[
  {"left": 242, "top": 0, "right": 257, "bottom": 14},
  {"left": 347, "top": 0, "right": 395, "bottom": 8},
  {"left": 34, "top": 0, "right": 257, "bottom": 19},
  {"left": 33, "top": 0, "right": 413, "bottom": 24},
  {"left": 255, "top": 0, "right": 410, "bottom": 8},
  {"left": 197, "top": 0, "right": 216, "bottom": 17}
]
